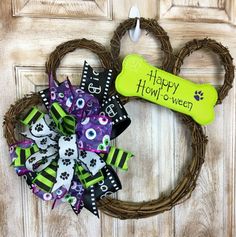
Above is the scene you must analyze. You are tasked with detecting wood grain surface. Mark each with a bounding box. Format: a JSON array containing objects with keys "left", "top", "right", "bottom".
[{"left": 0, "top": 0, "right": 235, "bottom": 236}]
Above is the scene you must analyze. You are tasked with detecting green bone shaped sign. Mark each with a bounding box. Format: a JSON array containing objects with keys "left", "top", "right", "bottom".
[{"left": 115, "top": 54, "right": 218, "bottom": 125}]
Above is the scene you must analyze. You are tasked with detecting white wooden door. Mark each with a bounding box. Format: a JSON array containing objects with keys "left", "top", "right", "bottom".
[{"left": 0, "top": 0, "right": 235, "bottom": 236}]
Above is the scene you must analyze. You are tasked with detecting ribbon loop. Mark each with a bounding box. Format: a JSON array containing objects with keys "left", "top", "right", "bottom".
[
  {"left": 25, "top": 146, "right": 58, "bottom": 172},
  {"left": 78, "top": 61, "right": 131, "bottom": 139},
  {"left": 51, "top": 159, "right": 76, "bottom": 192},
  {"left": 21, "top": 107, "right": 44, "bottom": 126},
  {"left": 78, "top": 150, "right": 105, "bottom": 175},
  {"left": 13, "top": 144, "right": 39, "bottom": 168},
  {"left": 76, "top": 115, "right": 112, "bottom": 153},
  {"left": 50, "top": 102, "right": 76, "bottom": 135}
]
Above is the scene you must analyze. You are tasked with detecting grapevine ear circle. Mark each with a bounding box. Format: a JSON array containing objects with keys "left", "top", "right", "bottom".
[
  {"left": 45, "top": 38, "right": 113, "bottom": 82},
  {"left": 173, "top": 38, "right": 234, "bottom": 105},
  {"left": 110, "top": 17, "right": 174, "bottom": 73}
]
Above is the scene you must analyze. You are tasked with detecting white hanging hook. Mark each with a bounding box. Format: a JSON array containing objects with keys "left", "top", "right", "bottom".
[{"left": 129, "top": 5, "right": 141, "bottom": 43}]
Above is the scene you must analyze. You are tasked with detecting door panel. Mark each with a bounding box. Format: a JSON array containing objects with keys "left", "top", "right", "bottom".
[
  {"left": 12, "top": 0, "right": 112, "bottom": 19},
  {"left": 160, "top": 0, "right": 235, "bottom": 24},
  {"left": 0, "top": 0, "right": 235, "bottom": 236}
]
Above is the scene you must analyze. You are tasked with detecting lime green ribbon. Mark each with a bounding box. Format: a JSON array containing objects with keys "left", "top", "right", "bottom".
[
  {"left": 14, "top": 104, "right": 104, "bottom": 191},
  {"left": 50, "top": 102, "right": 76, "bottom": 135},
  {"left": 100, "top": 146, "right": 134, "bottom": 171},
  {"left": 21, "top": 102, "right": 76, "bottom": 135}
]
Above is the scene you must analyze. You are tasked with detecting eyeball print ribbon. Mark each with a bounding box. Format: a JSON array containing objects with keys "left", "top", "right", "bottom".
[
  {"left": 9, "top": 64, "right": 134, "bottom": 217},
  {"left": 40, "top": 61, "right": 131, "bottom": 139}
]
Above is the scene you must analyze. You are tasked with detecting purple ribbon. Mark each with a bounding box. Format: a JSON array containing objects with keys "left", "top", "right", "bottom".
[{"left": 49, "top": 75, "right": 112, "bottom": 153}]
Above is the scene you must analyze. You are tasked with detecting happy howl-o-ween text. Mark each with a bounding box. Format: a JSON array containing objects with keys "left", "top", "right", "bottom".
[{"left": 136, "top": 70, "right": 193, "bottom": 111}]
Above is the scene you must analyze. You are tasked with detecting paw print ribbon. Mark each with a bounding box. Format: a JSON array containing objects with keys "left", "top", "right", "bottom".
[
  {"left": 10, "top": 96, "right": 133, "bottom": 216},
  {"left": 18, "top": 105, "right": 109, "bottom": 192}
]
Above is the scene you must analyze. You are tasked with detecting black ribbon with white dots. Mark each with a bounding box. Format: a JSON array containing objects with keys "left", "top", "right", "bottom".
[{"left": 83, "top": 165, "right": 122, "bottom": 217}]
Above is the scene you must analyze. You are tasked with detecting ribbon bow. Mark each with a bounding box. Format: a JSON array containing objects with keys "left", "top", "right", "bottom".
[{"left": 10, "top": 62, "right": 134, "bottom": 217}]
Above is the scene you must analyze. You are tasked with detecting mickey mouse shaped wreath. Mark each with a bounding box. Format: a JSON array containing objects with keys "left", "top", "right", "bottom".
[{"left": 3, "top": 18, "right": 235, "bottom": 220}]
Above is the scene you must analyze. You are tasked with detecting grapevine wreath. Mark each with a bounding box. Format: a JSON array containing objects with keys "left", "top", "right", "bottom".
[{"left": 3, "top": 18, "right": 234, "bottom": 220}]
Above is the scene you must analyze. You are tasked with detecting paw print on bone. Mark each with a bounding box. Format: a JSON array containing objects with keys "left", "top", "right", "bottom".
[
  {"left": 60, "top": 172, "right": 70, "bottom": 180},
  {"left": 35, "top": 124, "right": 44, "bottom": 132},
  {"left": 65, "top": 148, "right": 75, "bottom": 157},
  {"left": 194, "top": 91, "right": 204, "bottom": 101}
]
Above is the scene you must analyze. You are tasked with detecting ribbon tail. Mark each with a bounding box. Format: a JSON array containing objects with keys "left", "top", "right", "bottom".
[
  {"left": 100, "top": 146, "right": 134, "bottom": 171},
  {"left": 101, "top": 95, "right": 131, "bottom": 139},
  {"left": 12, "top": 144, "right": 39, "bottom": 169},
  {"left": 51, "top": 159, "right": 75, "bottom": 192},
  {"left": 82, "top": 165, "right": 121, "bottom": 217},
  {"left": 39, "top": 88, "right": 50, "bottom": 110},
  {"left": 79, "top": 61, "right": 111, "bottom": 103},
  {"left": 52, "top": 198, "right": 64, "bottom": 210},
  {"left": 82, "top": 185, "right": 99, "bottom": 217},
  {"left": 67, "top": 178, "right": 84, "bottom": 215},
  {"left": 78, "top": 61, "right": 131, "bottom": 139},
  {"left": 85, "top": 165, "right": 122, "bottom": 200},
  {"left": 32, "top": 160, "right": 58, "bottom": 193}
]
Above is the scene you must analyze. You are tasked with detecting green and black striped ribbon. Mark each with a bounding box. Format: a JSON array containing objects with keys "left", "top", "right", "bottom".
[
  {"left": 32, "top": 161, "right": 58, "bottom": 193},
  {"left": 76, "top": 164, "right": 104, "bottom": 188},
  {"left": 21, "top": 107, "right": 44, "bottom": 126},
  {"left": 13, "top": 144, "right": 39, "bottom": 167},
  {"left": 100, "top": 146, "right": 133, "bottom": 171},
  {"left": 50, "top": 102, "right": 76, "bottom": 135}
]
